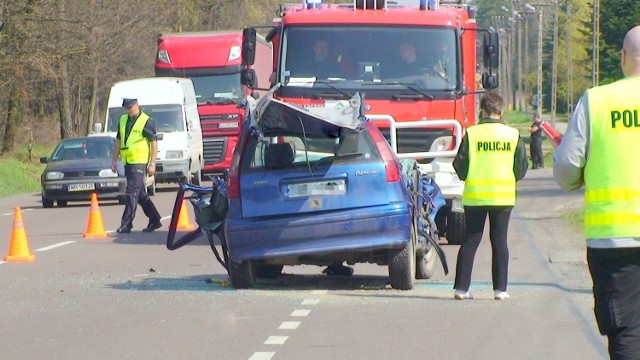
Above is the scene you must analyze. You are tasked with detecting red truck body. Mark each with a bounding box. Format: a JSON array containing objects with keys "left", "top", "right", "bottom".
[{"left": 156, "top": 31, "right": 272, "bottom": 174}]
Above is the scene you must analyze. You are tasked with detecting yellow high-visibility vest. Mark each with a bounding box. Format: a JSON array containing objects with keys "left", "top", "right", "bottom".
[
  {"left": 463, "top": 122, "right": 519, "bottom": 206},
  {"left": 119, "top": 112, "right": 150, "bottom": 165},
  {"left": 585, "top": 76, "right": 640, "bottom": 239}
]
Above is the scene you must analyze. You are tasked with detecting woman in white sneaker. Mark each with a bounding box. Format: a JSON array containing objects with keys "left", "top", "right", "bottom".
[{"left": 452, "top": 92, "right": 528, "bottom": 300}]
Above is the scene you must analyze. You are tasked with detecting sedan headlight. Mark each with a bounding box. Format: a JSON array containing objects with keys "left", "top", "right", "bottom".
[
  {"left": 165, "top": 150, "right": 184, "bottom": 159},
  {"left": 46, "top": 171, "right": 64, "bottom": 180},
  {"left": 98, "top": 169, "right": 118, "bottom": 177}
]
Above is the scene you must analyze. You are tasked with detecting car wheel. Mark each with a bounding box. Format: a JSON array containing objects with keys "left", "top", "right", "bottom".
[
  {"left": 416, "top": 243, "right": 437, "bottom": 279},
  {"left": 42, "top": 195, "right": 54, "bottom": 208},
  {"left": 388, "top": 230, "right": 416, "bottom": 290},
  {"left": 229, "top": 259, "right": 256, "bottom": 289},
  {"left": 118, "top": 195, "right": 127, "bottom": 205},
  {"left": 256, "top": 264, "right": 283, "bottom": 279},
  {"left": 446, "top": 211, "right": 465, "bottom": 245},
  {"left": 57, "top": 200, "right": 68, "bottom": 207},
  {"left": 147, "top": 179, "right": 156, "bottom": 196}
]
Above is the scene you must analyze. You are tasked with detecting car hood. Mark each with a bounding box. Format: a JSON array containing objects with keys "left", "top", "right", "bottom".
[
  {"left": 251, "top": 88, "right": 364, "bottom": 136},
  {"left": 44, "top": 158, "right": 119, "bottom": 173}
]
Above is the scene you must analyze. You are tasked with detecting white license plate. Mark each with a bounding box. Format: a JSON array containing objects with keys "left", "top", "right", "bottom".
[
  {"left": 68, "top": 183, "right": 95, "bottom": 192},
  {"left": 287, "top": 179, "right": 346, "bottom": 198}
]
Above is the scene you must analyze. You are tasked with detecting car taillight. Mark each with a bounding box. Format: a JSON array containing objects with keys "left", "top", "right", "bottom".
[
  {"left": 227, "top": 169, "right": 240, "bottom": 199},
  {"left": 366, "top": 123, "right": 400, "bottom": 183}
]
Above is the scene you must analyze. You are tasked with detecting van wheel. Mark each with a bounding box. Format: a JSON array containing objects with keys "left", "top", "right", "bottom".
[
  {"left": 388, "top": 230, "right": 416, "bottom": 290},
  {"left": 191, "top": 168, "right": 201, "bottom": 186},
  {"left": 229, "top": 259, "right": 256, "bottom": 289}
]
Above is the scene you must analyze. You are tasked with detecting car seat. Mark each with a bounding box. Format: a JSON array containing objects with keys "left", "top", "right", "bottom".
[{"left": 264, "top": 143, "right": 294, "bottom": 169}]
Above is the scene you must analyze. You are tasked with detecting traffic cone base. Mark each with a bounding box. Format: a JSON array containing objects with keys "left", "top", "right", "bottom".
[
  {"left": 175, "top": 198, "right": 195, "bottom": 231},
  {"left": 83, "top": 193, "right": 109, "bottom": 238},
  {"left": 3, "top": 207, "right": 35, "bottom": 262}
]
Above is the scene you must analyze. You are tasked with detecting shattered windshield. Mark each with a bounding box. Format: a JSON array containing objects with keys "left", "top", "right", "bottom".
[{"left": 280, "top": 26, "right": 457, "bottom": 91}]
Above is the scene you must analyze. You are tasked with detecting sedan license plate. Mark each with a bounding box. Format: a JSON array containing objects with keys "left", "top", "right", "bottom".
[
  {"left": 287, "top": 179, "right": 346, "bottom": 198},
  {"left": 68, "top": 183, "right": 95, "bottom": 192}
]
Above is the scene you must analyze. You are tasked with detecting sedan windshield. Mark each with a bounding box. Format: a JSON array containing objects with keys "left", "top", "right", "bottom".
[
  {"left": 280, "top": 26, "right": 457, "bottom": 91},
  {"left": 51, "top": 138, "right": 114, "bottom": 161}
]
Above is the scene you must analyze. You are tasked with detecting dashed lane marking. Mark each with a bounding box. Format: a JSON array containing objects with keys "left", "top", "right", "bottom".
[
  {"left": 279, "top": 321, "right": 301, "bottom": 330},
  {"left": 34, "top": 241, "right": 76, "bottom": 252},
  {"left": 291, "top": 309, "right": 311, "bottom": 317},
  {"left": 264, "top": 336, "right": 289, "bottom": 345},
  {"left": 248, "top": 352, "right": 275, "bottom": 360},
  {"left": 301, "top": 298, "right": 320, "bottom": 306}
]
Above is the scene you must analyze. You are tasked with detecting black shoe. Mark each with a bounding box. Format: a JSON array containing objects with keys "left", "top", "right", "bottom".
[
  {"left": 322, "top": 264, "right": 354, "bottom": 276},
  {"left": 116, "top": 226, "right": 131, "bottom": 234},
  {"left": 142, "top": 221, "right": 162, "bottom": 233}
]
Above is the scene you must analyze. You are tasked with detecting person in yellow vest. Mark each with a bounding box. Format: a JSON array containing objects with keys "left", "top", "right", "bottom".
[
  {"left": 553, "top": 26, "right": 640, "bottom": 359},
  {"left": 110, "top": 98, "right": 162, "bottom": 234},
  {"left": 452, "top": 92, "right": 528, "bottom": 300}
]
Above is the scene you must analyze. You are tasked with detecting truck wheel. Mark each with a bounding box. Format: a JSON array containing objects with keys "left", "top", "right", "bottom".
[
  {"left": 446, "top": 211, "right": 466, "bottom": 245},
  {"left": 42, "top": 195, "right": 54, "bottom": 208},
  {"left": 416, "top": 244, "right": 437, "bottom": 279},
  {"left": 388, "top": 231, "right": 415, "bottom": 290},
  {"left": 256, "top": 264, "right": 283, "bottom": 279},
  {"left": 229, "top": 259, "right": 256, "bottom": 289}
]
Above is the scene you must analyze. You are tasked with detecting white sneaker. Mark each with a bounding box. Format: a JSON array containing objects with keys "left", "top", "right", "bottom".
[
  {"left": 454, "top": 290, "right": 473, "bottom": 300},
  {"left": 494, "top": 291, "right": 510, "bottom": 300}
]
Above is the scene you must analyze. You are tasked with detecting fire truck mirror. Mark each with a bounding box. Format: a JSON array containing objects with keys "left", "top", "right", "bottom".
[
  {"left": 241, "top": 69, "right": 257, "bottom": 88},
  {"left": 482, "top": 73, "right": 499, "bottom": 90},
  {"left": 242, "top": 28, "right": 257, "bottom": 66},
  {"left": 265, "top": 27, "right": 278, "bottom": 43},
  {"left": 482, "top": 31, "right": 499, "bottom": 69}
]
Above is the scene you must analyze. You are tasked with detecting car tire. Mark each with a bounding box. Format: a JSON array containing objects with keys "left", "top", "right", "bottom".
[
  {"left": 147, "top": 179, "right": 156, "bottom": 196},
  {"left": 416, "top": 244, "right": 437, "bottom": 279},
  {"left": 446, "top": 211, "right": 465, "bottom": 245},
  {"left": 256, "top": 264, "right": 283, "bottom": 279},
  {"left": 229, "top": 259, "right": 256, "bottom": 289},
  {"left": 388, "top": 230, "right": 415, "bottom": 290},
  {"left": 42, "top": 196, "right": 54, "bottom": 208},
  {"left": 56, "top": 200, "right": 67, "bottom": 207}
]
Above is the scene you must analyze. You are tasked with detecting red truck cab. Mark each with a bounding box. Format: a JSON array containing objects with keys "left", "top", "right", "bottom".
[{"left": 156, "top": 31, "right": 272, "bottom": 175}]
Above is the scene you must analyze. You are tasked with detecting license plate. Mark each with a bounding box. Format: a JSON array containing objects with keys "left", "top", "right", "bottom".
[
  {"left": 68, "top": 183, "right": 95, "bottom": 192},
  {"left": 287, "top": 179, "right": 346, "bottom": 198}
]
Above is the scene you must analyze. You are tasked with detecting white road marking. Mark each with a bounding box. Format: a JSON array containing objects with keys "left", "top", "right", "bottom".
[
  {"left": 34, "top": 241, "right": 76, "bottom": 252},
  {"left": 248, "top": 352, "right": 275, "bottom": 360},
  {"left": 301, "top": 298, "right": 320, "bottom": 306},
  {"left": 264, "top": 336, "right": 288, "bottom": 345},
  {"left": 278, "top": 321, "right": 301, "bottom": 330},
  {"left": 311, "top": 289, "right": 328, "bottom": 295},
  {"left": 291, "top": 309, "right": 311, "bottom": 317}
]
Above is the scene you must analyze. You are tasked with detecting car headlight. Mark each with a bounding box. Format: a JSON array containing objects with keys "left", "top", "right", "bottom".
[
  {"left": 99, "top": 169, "right": 118, "bottom": 177},
  {"left": 165, "top": 150, "right": 184, "bottom": 159},
  {"left": 46, "top": 171, "right": 64, "bottom": 180}
]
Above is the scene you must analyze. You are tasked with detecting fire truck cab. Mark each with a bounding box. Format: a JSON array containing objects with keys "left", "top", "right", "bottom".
[{"left": 240, "top": 0, "right": 499, "bottom": 244}]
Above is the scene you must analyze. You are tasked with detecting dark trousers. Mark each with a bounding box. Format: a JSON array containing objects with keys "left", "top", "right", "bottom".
[
  {"left": 530, "top": 137, "right": 544, "bottom": 168},
  {"left": 121, "top": 164, "right": 161, "bottom": 228},
  {"left": 587, "top": 247, "right": 640, "bottom": 360},
  {"left": 454, "top": 206, "right": 512, "bottom": 292}
]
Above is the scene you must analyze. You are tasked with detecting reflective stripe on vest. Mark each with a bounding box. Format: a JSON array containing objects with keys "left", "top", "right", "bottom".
[
  {"left": 119, "top": 112, "right": 150, "bottom": 165},
  {"left": 585, "top": 76, "right": 640, "bottom": 239},
  {"left": 462, "top": 122, "right": 519, "bottom": 206}
]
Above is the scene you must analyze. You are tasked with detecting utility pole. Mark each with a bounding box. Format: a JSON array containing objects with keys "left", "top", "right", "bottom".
[
  {"left": 536, "top": 7, "right": 543, "bottom": 116},
  {"left": 566, "top": 0, "right": 574, "bottom": 116},
  {"left": 551, "top": 0, "right": 559, "bottom": 127},
  {"left": 592, "top": 0, "right": 600, "bottom": 86}
]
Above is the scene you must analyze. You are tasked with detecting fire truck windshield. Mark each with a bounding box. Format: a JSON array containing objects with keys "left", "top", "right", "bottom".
[
  {"left": 190, "top": 73, "right": 243, "bottom": 104},
  {"left": 281, "top": 26, "right": 457, "bottom": 92}
]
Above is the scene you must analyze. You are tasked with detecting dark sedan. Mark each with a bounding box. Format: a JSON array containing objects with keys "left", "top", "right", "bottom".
[{"left": 40, "top": 136, "right": 154, "bottom": 208}]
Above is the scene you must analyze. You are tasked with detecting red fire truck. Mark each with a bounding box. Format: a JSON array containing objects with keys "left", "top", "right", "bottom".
[
  {"left": 155, "top": 31, "right": 273, "bottom": 176},
  {"left": 240, "top": 0, "right": 499, "bottom": 244}
]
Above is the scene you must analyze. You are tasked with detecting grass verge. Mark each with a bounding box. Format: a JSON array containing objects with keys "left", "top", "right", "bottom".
[{"left": 0, "top": 145, "right": 50, "bottom": 197}]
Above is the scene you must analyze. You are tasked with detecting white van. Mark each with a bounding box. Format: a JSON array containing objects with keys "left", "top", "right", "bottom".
[{"left": 101, "top": 77, "right": 205, "bottom": 186}]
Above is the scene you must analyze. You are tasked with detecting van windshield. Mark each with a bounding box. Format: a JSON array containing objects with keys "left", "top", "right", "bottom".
[{"left": 106, "top": 104, "right": 183, "bottom": 133}]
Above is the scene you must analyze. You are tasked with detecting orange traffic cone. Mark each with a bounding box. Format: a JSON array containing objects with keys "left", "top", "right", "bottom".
[
  {"left": 3, "top": 207, "right": 35, "bottom": 262},
  {"left": 176, "top": 198, "right": 195, "bottom": 231},
  {"left": 83, "top": 193, "right": 108, "bottom": 238}
]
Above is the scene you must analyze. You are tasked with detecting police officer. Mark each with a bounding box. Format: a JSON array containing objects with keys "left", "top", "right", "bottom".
[
  {"left": 554, "top": 25, "right": 640, "bottom": 359},
  {"left": 111, "top": 98, "right": 162, "bottom": 233},
  {"left": 452, "top": 92, "right": 528, "bottom": 300}
]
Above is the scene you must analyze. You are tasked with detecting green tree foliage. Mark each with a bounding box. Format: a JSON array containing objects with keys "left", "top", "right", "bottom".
[{"left": 598, "top": 0, "right": 640, "bottom": 85}]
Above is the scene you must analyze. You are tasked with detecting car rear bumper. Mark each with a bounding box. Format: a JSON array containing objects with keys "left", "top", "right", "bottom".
[
  {"left": 225, "top": 203, "right": 412, "bottom": 262},
  {"left": 41, "top": 179, "right": 126, "bottom": 201}
]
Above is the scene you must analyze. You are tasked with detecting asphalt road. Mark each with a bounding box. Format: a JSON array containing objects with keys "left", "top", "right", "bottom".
[{"left": 0, "top": 170, "right": 607, "bottom": 359}]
